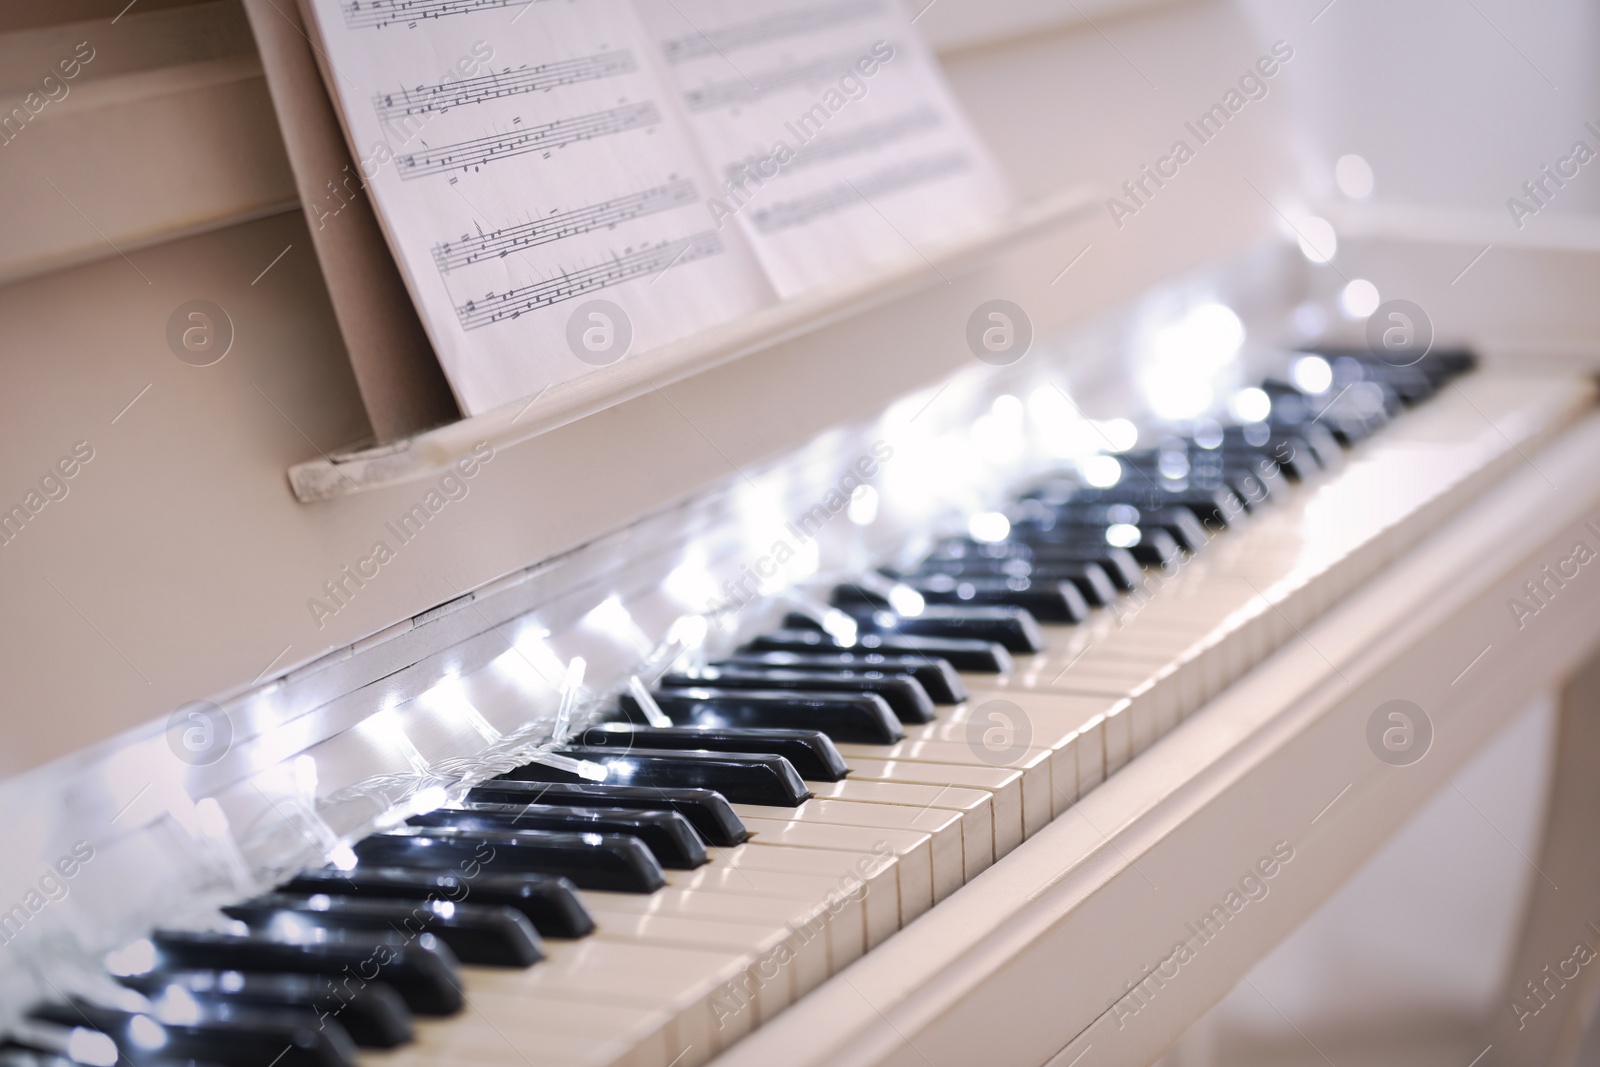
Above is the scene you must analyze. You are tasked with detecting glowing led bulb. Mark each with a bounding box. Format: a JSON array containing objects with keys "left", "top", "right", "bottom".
[
  {"left": 1228, "top": 387, "right": 1272, "bottom": 423},
  {"left": 968, "top": 512, "right": 1011, "bottom": 543},
  {"left": 1291, "top": 355, "right": 1333, "bottom": 394},
  {"left": 1096, "top": 418, "right": 1139, "bottom": 453},
  {"left": 1080, "top": 455, "right": 1123, "bottom": 488},
  {"left": 847, "top": 484, "right": 879, "bottom": 526},
  {"left": 1106, "top": 523, "right": 1142, "bottom": 548}
]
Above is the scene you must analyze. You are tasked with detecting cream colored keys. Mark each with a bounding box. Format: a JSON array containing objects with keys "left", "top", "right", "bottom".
[
  {"left": 734, "top": 798, "right": 966, "bottom": 901},
  {"left": 900, "top": 691, "right": 1124, "bottom": 809},
  {"left": 583, "top": 886, "right": 832, "bottom": 996},
  {"left": 698, "top": 841, "right": 901, "bottom": 948},
  {"left": 734, "top": 819, "right": 935, "bottom": 923},
  {"left": 661, "top": 865, "right": 868, "bottom": 969},
  {"left": 797, "top": 778, "right": 996, "bottom": 881},
  {"left": 838, "top": 757, "right": 1026, "bottom": 859},
  {"left": 457, "top": 938, "right": 759, "bottom": 1065},
  {"left": 362, "top": 995, "right": 674, "bottom": 1067},
  {"left": 835, "top": 737, "right": 1056, "bottom": 837},
  {"left": 581, "top": 902, "right": 803, "bottom": 1023}
]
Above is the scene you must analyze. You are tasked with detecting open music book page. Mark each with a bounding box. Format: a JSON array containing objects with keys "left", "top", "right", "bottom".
[
  {"left": 632, "top": 0, "right": 1013, "bottom": 298},
  {"left": 297, "top": 0, "right": 774, "bottom": 416}
]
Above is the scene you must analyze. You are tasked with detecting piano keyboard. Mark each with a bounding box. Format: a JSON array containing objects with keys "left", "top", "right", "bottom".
[{"left": 12, "top": 354, "right": 1594, "bottom": 1067}]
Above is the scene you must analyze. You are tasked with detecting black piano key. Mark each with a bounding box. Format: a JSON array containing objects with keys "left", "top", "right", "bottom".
[
  {"left": 1263, "top": 378, "right": 1392, "bottom": 443},
  {"left": 834, "top": 575, "right": 1090, "bottom": 623},
  {"left": 1330, "top": 358, "right": 1407, "bottom": 415},
  {"left": 1059, "top": 484, "right": 1243, "bottom": 531},
  {"left": 621, "top": 687, "right": 905, "bottom": 744},
  {"left": 578, "top": 723, "right": 849, "bottom": 782},
  {"left": 1219, "top": 428, "right": 1322, "bottom": 481},
  {"left": 1144, "top": 506, "right": 1211, "bottom": 552},
  {"left": 1307, "top": 348, "right": 1472, "bottom": 391},
  {"left": 656, "top": 665, "right": 936, "bottom": 723},
  {"left": 1224, "top": 464, "right": 1280, "bottom": 509},
  {"left": 793, "top": 605, "right": 1047, "bottom": 654},
  {"left": 1060, "top": 526, "right": 1184, "bottom": 569},
  {"left": 1010, "top": 497, "right": 1211, "bottom": 554},
  {"left": 282, "top": 866, "right": 594, "bottom": 940},
  {"left": 1273, "top": 422, "right": 1343, "bottom": 472},
  {"left": 147, "top": 929, "right": 462, "bottom": 1015},
  {"left": 1320, "top": 408, "right": 1384, "bottom": 446},
  {"left": 712, "top": 651, "right": 968, "bottom": 703},
  {"left": 900, "top": 556, "right": 1119, "bottom": 607},
  {"left": 225, "top": 893, "right": 543, "bottom": 968},
  {"left": 31, "top": 1001, "right": 356, "bottom": 1067},
  {"left": 465, "top": 781, "right": 748, "bottom": 847},
  {"left": 1426, "top": 348, "right": 1477, "bottom": 380},
  {"left": 409, "top": 803, "right": 707, "bottom": 869},
  {"left": 1115, "top": 458, "right": 1276, "bottom": 512},
  {"left": 355, "top": 827, "right": 666, "bottom": 894},
  {"left": 117, "top": 970, "right": 412, "bottom": 1048},
  {"left": 545, "top": 745, "right": 811, "bottom": 807},
  {"left": 1004, "top": 542, "right": 1145, "bottom": 591},
  {"left": 744, "top": 628, "right": 1012, "bottom": 673},
  {"left": 1302, "top": 349, "right": 1434, "bottom": 405},
  {"left": 999, "top": 514, "right": 1185, "bottom": 569}
]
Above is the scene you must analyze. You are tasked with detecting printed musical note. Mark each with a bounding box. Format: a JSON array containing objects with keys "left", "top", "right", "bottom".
[
  {"left": 659, "top": 0, "right": 886, "bottom": 64},
  {"left": 455, "top": 231, "right": 724, "bottom": 330},
  {"left": 372, "top": 51, "right": 636, "bottom": 122},
  {"left": 395, "top": 102, "right": 659, "bottom": 179},
  {"left": 431, "top": 180, "right": 698, "bottom": 273},
  {"left": 749, "top": 153, "right": 970, "bottom": 234},
  {"left": 343, "top": 0, "right": 547, "bottom": 30},
  {"left": 683, "top": 47, "right": 889, "bottom": 113}
]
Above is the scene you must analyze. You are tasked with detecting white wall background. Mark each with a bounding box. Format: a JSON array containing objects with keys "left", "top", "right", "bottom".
[{"left": 1239, "top": 0, "right": 1600, "bottom": 220}]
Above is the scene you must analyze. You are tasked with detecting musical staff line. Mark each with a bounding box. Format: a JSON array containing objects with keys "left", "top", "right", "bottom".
[
  {"left": 660, "top": 1, "right": 886, "bottom": 64},
  {"left": 750, "top": 152, "right": 969, "bottom": 233},
  {"left": 455, "top": 231, "right": 724, "bottom": 330},
  {"left": 373, "top": 51, "right": 636, "bottom": 122},
  {"left": 396, "top": 102, "right": 660, "bottom": 179},
  {"left": 685, "top": 48, "right": 880, "bottom": 112},
  {"left": 343, "top": 0, "right": 546, "bottom": 30},
  {"left": 432, "top": 180, "right": 699, "bottom": 274},
  {"left": 723, "top": 108, "right": 942, "bottom": 185}
]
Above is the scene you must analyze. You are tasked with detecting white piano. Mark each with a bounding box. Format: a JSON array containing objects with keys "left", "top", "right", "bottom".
[{"left": 2, "top": 0, "right": 1599, "bottom": 1066}]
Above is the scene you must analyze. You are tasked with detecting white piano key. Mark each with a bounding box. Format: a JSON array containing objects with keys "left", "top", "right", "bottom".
[
  {"left": 835, "top": 738, "right": 1055, "bottom": 839},
  {"left": 735, "top": 818, "right": 936, "bottom": 924},
  {"left": 459, "top": 938, "right": 760, "bottom": 1064},
  {"left": 660, "top": 866, "right": 868, "bottom": 971},
  {"left": 699, "top": 842, "right": 902, "bottom": 949},
  {"left": 582, "top": 888, "right": 833, "bottom": 999},
  {"left": 800, "top": 779, "right": 997, "bottom": 882},
  {"left": 581, "top": 906, "right": 801, "bottom": 1023},
  {"left": 894, "top": 691, "right": 1126, "bottom": 813},
  {"left": 733, "top": 798, "right": 966, "bottom": 902},
  {"left": 839, "top": 757, "right": 1027, "bottom": 859},
  {"left": 362, "top": 994, "right": 675, "bottom": 1067}
]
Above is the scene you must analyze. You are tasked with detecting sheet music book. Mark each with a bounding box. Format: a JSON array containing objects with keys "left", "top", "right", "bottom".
[{"left": 298, "top": 0, "right": 1009, "bottom": 416}]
